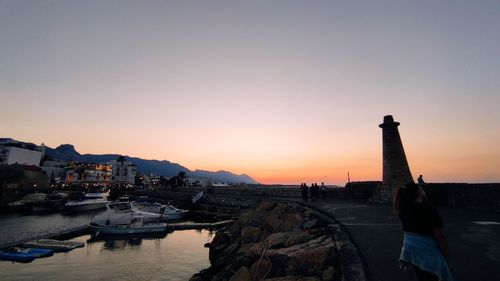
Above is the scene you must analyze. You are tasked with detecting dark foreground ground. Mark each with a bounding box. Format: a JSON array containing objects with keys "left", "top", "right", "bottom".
[{"left": 297, "top": 198, "right": 500, "bottom": 281}]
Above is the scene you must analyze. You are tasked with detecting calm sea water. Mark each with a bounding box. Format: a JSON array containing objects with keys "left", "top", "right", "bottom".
[{"left": 0, "top": 213, "right": 213, "bottom": 281}]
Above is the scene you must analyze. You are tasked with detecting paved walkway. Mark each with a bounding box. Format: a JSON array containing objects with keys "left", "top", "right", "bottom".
[{"left": 297, "top": 198, "right": 500, "bottom": 281}]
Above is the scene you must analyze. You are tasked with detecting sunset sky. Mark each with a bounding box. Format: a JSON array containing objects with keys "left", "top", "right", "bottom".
[{"left": 1, "top": 1, "right": 499, "bottom": 184}]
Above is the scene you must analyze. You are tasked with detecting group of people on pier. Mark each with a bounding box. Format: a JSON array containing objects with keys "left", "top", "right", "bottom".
[{"left": 299, "top": 182, "right": 326, "bottom": 202}]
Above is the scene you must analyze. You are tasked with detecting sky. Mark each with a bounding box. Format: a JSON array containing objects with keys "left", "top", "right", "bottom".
[{"left": 1, "top": 1, "right": 499, "bottom": 185}]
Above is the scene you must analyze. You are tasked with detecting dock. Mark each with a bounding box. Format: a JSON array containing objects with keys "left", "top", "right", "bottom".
[
  {"left": 0, "top": 220, "right": 233, "bottom": 250},
  {"left": 0, "top": 225, "right": 90, "bottom": 250},
  {"left": 168, "top": 219, "right": 233, "bottom": 230}
]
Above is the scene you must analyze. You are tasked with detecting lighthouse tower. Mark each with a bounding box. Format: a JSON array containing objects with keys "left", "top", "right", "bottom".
[{"left": 376, "top": 115, "right": 414, "bottom": 203}]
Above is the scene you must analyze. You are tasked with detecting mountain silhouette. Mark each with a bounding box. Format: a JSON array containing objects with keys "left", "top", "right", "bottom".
[{"left": 33, "top": 141, "right": 256, "bottom": 184}]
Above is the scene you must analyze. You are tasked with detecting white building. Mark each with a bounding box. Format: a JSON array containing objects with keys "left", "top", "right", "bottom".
[
  {"left": 64, "top": 164, "right": 112, "bottom": 184},
  {"left": 0, "top": 140, "right": 45, "bottom": 166},
  {"left": 107, "top": 156, "right": 137, "bottom": 184},
  {"left": 41, "top": 160, "right": 67, "bottom": 182}
]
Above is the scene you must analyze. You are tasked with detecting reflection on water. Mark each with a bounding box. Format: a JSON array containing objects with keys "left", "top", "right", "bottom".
[
  {"left": 88, "top": 232, "right": 169, "bottom": 249},
  {"left": 0, "top": 230, "right": 213, "bottom": 281}
]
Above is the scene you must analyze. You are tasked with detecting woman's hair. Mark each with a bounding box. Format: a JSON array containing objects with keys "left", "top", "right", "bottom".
[{"left": 392, "top": 182, "right": 419, "bottom": 215}]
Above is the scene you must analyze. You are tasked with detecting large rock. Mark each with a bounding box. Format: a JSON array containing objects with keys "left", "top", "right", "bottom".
[
  {"left": 191, "top": 202, "right": 340, "bottom": 281},
  {"left": 264, "top": 277, "right": 321, "bottom": 281},
  {"left": 322, "top": 266, "right": 336, "bottom": 281},
  {"left": 241, "top": 226, "right": 262, "bottom": 243},
  {"left": 229, "top": 266, "right": 252, "bottom": 281},
  {"left": 250, "top": 258, "right": 271, "bottom": 280},
  {"left": 265, "top": 231, "right": 315, "bottom": 249},
  {"left": 279, "top": 213, "right": 304, "bottom": 232},
  {"left": 266, "top": 235, "right": 336, "bottom": 276},
  {"left": 224, "top": 242, "right": 240, "bottom": 255}
]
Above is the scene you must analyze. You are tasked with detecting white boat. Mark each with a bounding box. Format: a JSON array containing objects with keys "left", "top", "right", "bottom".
[
  {"left": 62, "top": 190, "right": 110, "bottom": 212},
  {"left": 132, "top": 199, "right": 189, "bottom": 221},
  {"left": 90, "top": 216, "right": 167, "bottom": 235},
  {"left": 91, "top": 202, "right": 162, "bottom": 225},
  {"left": 8, "top": 193, "right": 47, "bottom": 212},
  {"left": 30, "top": 193, "right": 68, "bottom": 212},
  {"left": 62, "top": 198, "right": 109, "bottom": 212},
  {"left": 160, "top": 205, "right": 189, "bottom": 220}
]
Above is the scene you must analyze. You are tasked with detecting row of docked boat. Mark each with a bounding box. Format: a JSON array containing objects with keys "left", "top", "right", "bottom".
[
  {"left": 7, "top": 191, "right": 110, "bottom": 213},
  {"left": 88, "top": 199, "right": 189, "bottom": 235}
]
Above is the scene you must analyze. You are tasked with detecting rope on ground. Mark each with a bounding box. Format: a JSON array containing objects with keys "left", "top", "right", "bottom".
[{"left": 253, "top": 240, "right": 272, "bottom": 281}]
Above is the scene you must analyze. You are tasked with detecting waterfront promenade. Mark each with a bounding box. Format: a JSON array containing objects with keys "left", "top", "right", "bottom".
[{"left": 298, "top": 198, "right": 500, "bottom": 281}]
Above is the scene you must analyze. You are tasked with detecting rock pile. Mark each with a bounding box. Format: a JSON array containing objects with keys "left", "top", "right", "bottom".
[{"left": 190, "top": 202, "right": 340, "bottom": 281}]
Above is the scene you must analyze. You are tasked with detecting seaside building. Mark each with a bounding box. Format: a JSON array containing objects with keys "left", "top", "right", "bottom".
[
  {"left": 141, "top": 174, "right": 161, "bottom": 186},
  {"left": 0, "top": 139, "right": 45, "bottom": 166},
  {"left": 40, "top": 160, "right": 67, "bottom": 182},
  {"left": 107, "top": 156, "right": 137, "bottom": 184},
  {"left": 64, "top": 163, "right": 112, "bottom": 184}
]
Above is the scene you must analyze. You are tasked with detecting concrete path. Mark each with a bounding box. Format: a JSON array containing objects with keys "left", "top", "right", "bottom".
[{"left": 298, "top": 198, "right": 500, "bottom": 281}]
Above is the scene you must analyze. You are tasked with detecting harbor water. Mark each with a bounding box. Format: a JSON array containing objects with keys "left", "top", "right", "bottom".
[{"left": 0, "top": 213, "right": 213, "bottom": 281}]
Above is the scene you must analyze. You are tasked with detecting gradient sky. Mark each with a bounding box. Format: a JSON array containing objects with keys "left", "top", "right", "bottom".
[{"left": 1, "top": 1, "right": 499, "bottom": 184}]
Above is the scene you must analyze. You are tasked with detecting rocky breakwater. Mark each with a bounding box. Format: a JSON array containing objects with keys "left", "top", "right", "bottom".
[{"left": 190, "top": 202, "right": 339, "bottom": 281}]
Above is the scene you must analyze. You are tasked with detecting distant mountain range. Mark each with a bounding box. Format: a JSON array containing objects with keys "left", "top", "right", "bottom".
[{"left": 2, "top": 138, "right": 258, "bottom": 184}]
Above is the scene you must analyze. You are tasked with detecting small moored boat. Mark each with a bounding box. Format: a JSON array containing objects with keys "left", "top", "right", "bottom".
[
  {"left": 0, "top": 247, "right": 54, "bottom": 263},
  {"left": 132, "top": 198, "right": 189, "bottom": 221},
  {"left": 8, "top": 193, "right": 47, "bottom": 212},
  {"left": 30, "top": 193, "right": 68, "bottom": 212},
  {"left": 91, "top": 202, "right": 162, "bottom": 225},
  {"left": 62, "top": 198, "right": 109, "bottom": 212},
  {"left": 90, "top": 216, "right": 167, "bottom": 235}
]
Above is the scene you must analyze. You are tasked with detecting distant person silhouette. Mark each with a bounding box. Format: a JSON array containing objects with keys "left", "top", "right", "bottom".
[
  {"left": 418, "top": 175, "right": 425, "bottom": 186},
  {"left": 417, "top": 175, "right": 431, "bottom": 203},
  {"left": 300, "top": 183, "right": 309, "bottom": 202},
  {"left": 320, "top": 182, "right": 326, "bottom": 200},
  {"left": 313, "top": 183, "right": 319, "bottom": 200}
]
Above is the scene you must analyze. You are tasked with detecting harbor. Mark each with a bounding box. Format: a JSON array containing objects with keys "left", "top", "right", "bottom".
[
  {"left": 0, "top": 203, "right": 232, "bottom": 281},
  {"left": 0, "top": 230, "right": 213, "bottom": 281}
]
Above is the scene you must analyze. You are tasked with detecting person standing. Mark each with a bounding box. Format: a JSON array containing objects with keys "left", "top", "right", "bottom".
[
  {"left": 310, "top": 183, "right": 316, "bottom": 201},
  {"left": 320, "top": 182, "right": 326, "bottom": 200},
  {"left": 417, "top": 174, "right": 433, "bottom": 203},
  {"left": 300, "top": 183, "right": 309, "bottom": 202},
  {"left": 393, "top": 182, "right": 453, "bottom": 281},
  {"left": 418, "top": 175, "right": 425, "bottom": 186}
]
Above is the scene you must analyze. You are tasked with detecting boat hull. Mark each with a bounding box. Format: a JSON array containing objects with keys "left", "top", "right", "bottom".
[
  {"left": 62, "top": 201, "right": 109, "bottom": 212},
  {"left": 0, "top": 248, "right": 54, "bottom": 263},
  {"left": 162, "top": 210, "right": 189, "bottom": 221}
]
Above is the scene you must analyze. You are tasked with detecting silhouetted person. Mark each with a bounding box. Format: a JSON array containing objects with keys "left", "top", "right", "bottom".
[
  {"left": 417, "top": 175, "right": 432, "bottom": 203},
  {"left": 320, "top": 182, "right": 326, "bottom": 200},
  {"left": 311, "top": 183, "right": 319, "bottom": 201},
  {"left": 418, "top": 175, "right": 425, "bottom": 186},
  {"left": 393, "top": 182, "right": 453, "bottom": 281},
  {"left": 301, "top": 183, "right": 309, "bottom": 202}
]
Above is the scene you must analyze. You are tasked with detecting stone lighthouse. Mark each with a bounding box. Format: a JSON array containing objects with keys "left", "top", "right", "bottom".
[{"left": 376, "top": 115, "right": 414, "bottom": 203}]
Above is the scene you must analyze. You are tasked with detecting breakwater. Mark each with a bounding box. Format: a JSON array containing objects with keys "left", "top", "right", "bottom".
[
  {"left": 191, "top": 202, "right": 338, "bottom": 281},
  {"left": 190, "top": 201, "right": 366, "bottom": 281},
  {"left": 345, "top": 182, "right": 500, "bottom": 210}
]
